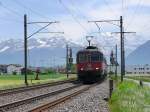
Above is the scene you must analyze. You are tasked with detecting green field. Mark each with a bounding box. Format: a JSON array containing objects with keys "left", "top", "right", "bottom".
[
  {"left": 0, "top": 73, "right": 77, "bottom": 90},
  {"left": 109, "top": 73, "right": 150, "bottom": 82},
  {"left": 109, "top": 80, "right": 150, "bottom": 112},
  {"left": 125, "top": 76, "right": 150, "bottom": 82}
]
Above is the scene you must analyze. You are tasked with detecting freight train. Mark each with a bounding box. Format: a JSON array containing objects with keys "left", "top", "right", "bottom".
[{"left": 76, "top": 46, "right": 107, "bottom": 83}]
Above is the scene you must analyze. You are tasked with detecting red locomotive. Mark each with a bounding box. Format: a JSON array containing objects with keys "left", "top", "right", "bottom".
[{"left": 76, "top": 46, "right": 107, "bottom": 83}]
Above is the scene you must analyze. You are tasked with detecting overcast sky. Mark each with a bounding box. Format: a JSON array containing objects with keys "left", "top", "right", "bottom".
[{"left": 0, "top": 0, "right": 150, "bottom": 55}]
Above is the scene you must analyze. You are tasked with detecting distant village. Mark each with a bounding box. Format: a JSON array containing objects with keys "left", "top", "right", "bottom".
[
  {"left": 1, "top": 64, "right": 150, "bottom": 75},
  {"left": 0, "top": 64, "right": 66, "bottom": 75},
  {"left": 109, "top": 64, "right": 150, "bottom": 75}
]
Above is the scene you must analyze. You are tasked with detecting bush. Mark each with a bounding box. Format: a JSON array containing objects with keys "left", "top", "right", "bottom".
[
  {"left": 13, "top": 71, "right": 17, "bottom": 75},
  {"left": 109, "top": 71, "right": 114, "bottom": 75},
  {"left": 47, "top": 70, "right": 55, "bottom": 74}
]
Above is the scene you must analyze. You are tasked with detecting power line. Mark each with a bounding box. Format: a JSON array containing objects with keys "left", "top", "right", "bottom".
[
  {"left": 0, "top": 17, "right": 22, "bottom": 23},
  {"left": 68, "top": 0, "right": 95, "bottom": 33},
  {"left": 102, "top": 0, "right": 118, "bottom": 17},
  {"left": 123, "top": 0, "right": 135, "bottom": 19},
  {"left": 64, "top": 1, "right": 112, "bottom": 44},
  {"left": 13, "top": 0, "right": 61, "bottom": 32},
  {"left": 121, "top": 0, "right": 124, "bottom": 16},
  {"left": 13, "top": 0, "right": 50, "bottom": 21},
  {"left": 69, "top": 0, "right": 89, "bottom": 21},
  {"left": 58, "top": 0, "right": 89, "bottom": 33},
  {"left": 0, "top": 1, "right": 22, "bottom": 17},
  {"left": 12, "top": 0, "right": 49, "bottom": 30},
  {"left": 125, "top": 0, "right": 142, "bottom": 29}
]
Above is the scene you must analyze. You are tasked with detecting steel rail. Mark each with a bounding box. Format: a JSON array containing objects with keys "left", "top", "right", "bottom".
[
  {"left": 29, "top": 83, "right": 99, "bottom": 112},
  {"left": 0, "top": 79, "right": 76, "bottom": 96},
  {"left": 0, "top": 84, "right": 82, "bottom": 111}
]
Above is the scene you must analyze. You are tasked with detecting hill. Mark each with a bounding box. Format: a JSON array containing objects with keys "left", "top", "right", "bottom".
[
  {"left": 126, "top": 40, "right": 150, "bottom": 65},
  {"left": 0, "top": 37, "right": 81, "bottom": 66}
]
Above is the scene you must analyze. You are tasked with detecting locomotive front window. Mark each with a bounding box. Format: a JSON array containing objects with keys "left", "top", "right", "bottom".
[
  {"left": 78, "top": 52, "right": 103, "bottom": 63},
  {"left": 78, "top": 54, "right": 87, "bottom": 63},
  {"left": 91, "top": 53, "right": 99, "bottom": 62}
]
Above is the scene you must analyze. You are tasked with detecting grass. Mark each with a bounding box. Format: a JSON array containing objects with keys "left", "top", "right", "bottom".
[
  {"left": 109, "top": 74, "right": 119, "bottom": 81},
  {"left": 125, "top": 76, "right": 150, "bottom": 82},
  {"left": 0, "top": 73, "right": 77, "bottom": 90},
  {"left": 109, "top": 80, "right": 150, "bottom": 112}
]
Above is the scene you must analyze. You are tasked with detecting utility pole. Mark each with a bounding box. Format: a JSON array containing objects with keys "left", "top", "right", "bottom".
[
  {"left": 113, "top": 16, "right": 135, "bottom": 82},
  {"left": 66, "top": 44, "right": 69, "bottom": 78},
  {"left": 110, "top": 50, "right": 115, "bottom": 74},
  {"left": 69, "top": 47, "right": 73, "bottom": 73},
  {"left": 120, "top": 16, "right": 124, "bottom": 82},
  {"left": 115, "top": 44, "right": 118, "bottom": 78},
  {"left": 24, "top": 14, "right": 28, "bottom": 85},
  {"left": 23, "top": 14, "right": 61, "bottom": 85},
  {"left": 88, "top": 16, "right": 135, "bottom": 82}
]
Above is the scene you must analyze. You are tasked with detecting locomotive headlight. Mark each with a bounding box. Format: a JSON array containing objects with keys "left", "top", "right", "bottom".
[
  {"left": 96, "top": 68, "right": 99, "bottom": 70},
  {"left": 81, "top": 68, "right": 83, "bottom": 70}
]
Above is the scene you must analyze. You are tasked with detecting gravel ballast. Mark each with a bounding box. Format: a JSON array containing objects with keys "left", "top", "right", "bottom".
[
  {"left": 0, "top": 82, "right": 76, "bottom": 106},
  {"left": 5, "top": 85, "right": 89, "bottom": 112},
  {"left": 48, "top": 80, "right": 109, "bottom": 112},
  {"left": 0, "top": 80, "right": 110, "bottom": 112}
]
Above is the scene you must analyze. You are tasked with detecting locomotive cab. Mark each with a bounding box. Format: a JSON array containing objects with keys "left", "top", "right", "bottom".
[{"left": 76, "top": 46, "right": 107, "bottom": 83}]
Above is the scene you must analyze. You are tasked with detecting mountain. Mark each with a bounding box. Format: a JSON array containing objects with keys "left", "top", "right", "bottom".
[
  {"left": 126, "top": 40, "right": 150, "bottom": 65},
  {"left": 0, "top": 37, "right": 81, "bottom": 67}
]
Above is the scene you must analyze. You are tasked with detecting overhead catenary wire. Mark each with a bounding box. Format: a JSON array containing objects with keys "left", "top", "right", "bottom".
[
  {"left": 121, "top": 0, "right": 124, "bottom": 16},
  {"left": 122, "top": 0, "right": 131, "bottom": 18},
  {"left": 68, "top": 0, "right": 118, "bottom": 48},
  {"left": 102, "top": 0, "right": 118, "bottom": 17},
  {"left": 0, "top": 1, "right": 24, "bottom": 24},
  {"left": 69, "top": 0, "right": 89, "bottom": 21},
  {"left": 58, "top": 0, "right": 89, "bottom": 33},
  {"left": 123, "top": 0, "right": 150, "bottom": 42},
  {"left": 0, "top": 1, "right": 52, "bottom": 36},
  {"left": 70, "top": 0, "right": 101, "bottom": 35},
  {"left": 13, "top": 0, "right": 50, "bottom": 21},
  {"left": 0, "top": 1, "right": 22, "bottom": 17},
  {"left": 0, "top": 17, "right": 23, "bottom": 23},
  {"left": 13, "top": 0, "right": 61, "bottom": 33},
  {"left": 125, "top": 0, "right": 142, "bottom": 30}
]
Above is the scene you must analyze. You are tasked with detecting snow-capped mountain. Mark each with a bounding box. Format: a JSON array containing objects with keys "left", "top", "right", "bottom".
[
  {"left": 0, "top": 35, "right": 146, "bottom": 66},
  {"left": 0, "top": 37, "right": 80, "bottom": 52},
  {"left": 0, "top": 37, "right": 81, "bottom": 66}
]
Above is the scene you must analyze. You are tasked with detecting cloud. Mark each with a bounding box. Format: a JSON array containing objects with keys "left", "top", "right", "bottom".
[
  {"left": 0, "top": 0, "right": 150, "bottom": 56},
  {"left": 126, "top": 0, "right": 150, "bottom": 7}
]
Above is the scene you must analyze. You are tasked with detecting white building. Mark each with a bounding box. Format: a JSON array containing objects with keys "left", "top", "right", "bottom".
[
  {"left": 108, "top": 64, "right": 150, "bottom": 75},
  {"left": 7, "top": 64, "right": 23, "bottom": 75},
  {"left": 126, "top": 64, "right": 150, "bottom": 74}
]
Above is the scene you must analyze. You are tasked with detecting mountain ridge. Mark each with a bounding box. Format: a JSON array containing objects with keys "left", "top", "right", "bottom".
[
  {"left": 126, "top": 40, "right": 150, "bottom": 65},
  {"left": 0, "top": 36, "right": 81, "bottom": 66}
]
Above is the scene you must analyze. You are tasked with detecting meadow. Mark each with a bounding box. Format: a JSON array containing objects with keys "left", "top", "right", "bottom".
[
  {"left": 0, "top": 73, "right": 76, "bottom": 90},
  {"left": 109, "top": 80, "right": 150, "bottom": 112},
  {"left": 125, "top": 76, "right": 150, "bottom": 82}
]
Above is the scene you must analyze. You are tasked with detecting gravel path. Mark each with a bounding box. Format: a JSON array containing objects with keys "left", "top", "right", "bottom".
[
  {"left": 47, "top": 80, "right": 109, "bottom": 112},
  {"left": 0, "top": 82, "right": 76, "bottom": 106}
]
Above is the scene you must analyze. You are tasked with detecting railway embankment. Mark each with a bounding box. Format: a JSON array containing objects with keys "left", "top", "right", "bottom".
[
  {"left": 109, "top": 78, "right": 150, "bottom": 112},
  {"left": 0, "top": 80, "right": 110, "bottom": 112},
  {"left": 124, "top": 78, "right": 150, "bottom": 87},
  {"left": 49, "top": 80, "right": 110, "bottom": 112}
]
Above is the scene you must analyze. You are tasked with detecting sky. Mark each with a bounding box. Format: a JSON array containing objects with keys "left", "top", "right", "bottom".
[{"left": 0, "top": 0, "right": 150, "bottom": 56}]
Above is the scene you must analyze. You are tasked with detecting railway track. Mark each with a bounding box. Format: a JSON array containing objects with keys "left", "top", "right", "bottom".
[
  {"left": 0, "top": 81, "right": 100, "bottom": 112},
  {"left": 0, "top": 83, "right": 82, "bottom": 112},
  {"left": 29, "top": 82, "right": 99, "bottom": 112},
  {"left": 0, "top": 79, "right": 76, "bottom": 96}
]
